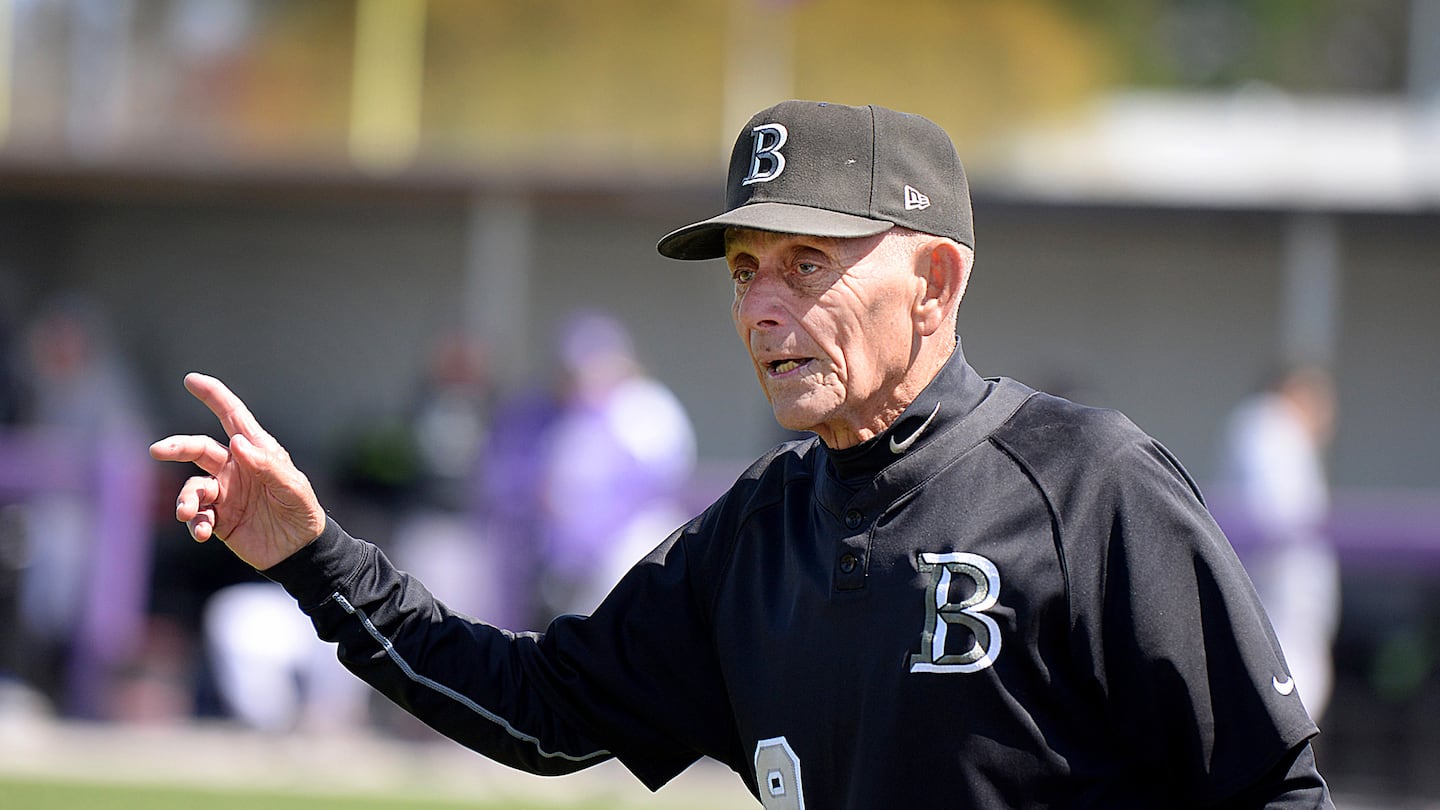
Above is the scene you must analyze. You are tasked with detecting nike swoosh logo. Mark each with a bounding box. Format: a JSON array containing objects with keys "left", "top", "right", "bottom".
[
  {"left": 1272, "top": 675, "right": 1296, "bottom": 696},
  {"left": 889, "top": 402, "right": 941, "bottom": 455}
]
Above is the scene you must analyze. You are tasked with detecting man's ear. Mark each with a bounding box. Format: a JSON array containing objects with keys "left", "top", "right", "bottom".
[{"left": 913, "top": 239, "right": 970, "bottom": 338}]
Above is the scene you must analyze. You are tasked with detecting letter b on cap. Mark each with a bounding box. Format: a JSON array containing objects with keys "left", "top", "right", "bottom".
[{"left": 742, "top": 124, "right": 788, "bottom": 185}]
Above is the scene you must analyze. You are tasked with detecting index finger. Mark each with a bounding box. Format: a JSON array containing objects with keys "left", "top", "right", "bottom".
[
  {"left": 183, "top": 372, "right": 268, "bottom": 441},
  {"left": 150, "top": 433, "right": 231, "bottom": 475}
]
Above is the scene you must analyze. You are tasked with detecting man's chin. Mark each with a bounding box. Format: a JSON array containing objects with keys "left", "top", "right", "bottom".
[
  {"left": 763, "top": 383, "right": 843, "bottom": 434},
  {"left": 768, "top": 402, "right": 826, "bottom": 436}
]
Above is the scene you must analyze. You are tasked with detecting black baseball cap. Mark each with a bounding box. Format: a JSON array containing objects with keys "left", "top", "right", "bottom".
[{"left": 657, "top": 100, "right": 974, "bottom": 261}]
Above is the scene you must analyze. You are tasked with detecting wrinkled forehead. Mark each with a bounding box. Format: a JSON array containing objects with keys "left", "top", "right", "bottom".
[{"left": 722, "top": 226, "right": 888, "bottom": 261}]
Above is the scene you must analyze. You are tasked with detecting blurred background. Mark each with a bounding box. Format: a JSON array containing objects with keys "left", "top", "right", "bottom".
[{"left": 0, "top": 0, "right": 1437, "bottom": 806}]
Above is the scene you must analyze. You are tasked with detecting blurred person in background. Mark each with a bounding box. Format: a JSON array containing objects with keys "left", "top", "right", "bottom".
[
  {"left": 203, "top": 580, "right": 370, "bottom": 734},
  {"left": 533, "top": 310, "right": 696, "bottom": 619},
  {"left": 14, "top": 294, "right": 155, "bottom": 720},
  {"left": 477, "top": 311, "right": 696, "bottom": 629},
  {"left": 407, "top": 331, "right": 495, "bottom": 516},
  {"left": 203, "top": 332, "right": 494, "bottom": 736},
  {"left": 0, "top": 292, "right": 25, "bottom": 701},
  {"left": 476, "top": 359, "right": 566, "bottom": 630},
  {"left": 0, "top": 296, "right": 20, "bottom": 428},
  {"left": 1221, "top": 365, "right": 1340, "bottom": 722},
  {"left": 387, "top": 331, "right": 497, "bottom": 623}
]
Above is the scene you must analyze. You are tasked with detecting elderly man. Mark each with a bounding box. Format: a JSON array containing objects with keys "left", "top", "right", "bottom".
[{"left": 153, "top": 101, "right": 1331, "bottom": 808}]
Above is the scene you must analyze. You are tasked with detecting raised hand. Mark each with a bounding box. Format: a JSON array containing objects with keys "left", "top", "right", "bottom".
[{"left": 150, "top": 373, "right": 328, "bottom": 570}]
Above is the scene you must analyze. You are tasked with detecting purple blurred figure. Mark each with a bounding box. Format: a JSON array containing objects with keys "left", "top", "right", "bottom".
[
  {"left": 1220, "top": 366, "right": 1339, "bottom": 722},
  {"left": 481, "top": 311, "right": 695, "bottom": 627},
  {"left": 14, "top": 295, "right": 155, "bottom": 719}
]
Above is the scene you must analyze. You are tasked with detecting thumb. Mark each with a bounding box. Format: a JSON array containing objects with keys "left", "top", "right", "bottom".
[
  {"left": 229, "top": 432, "right": 259, "bottom": 462},
  {"left": 229, "top": 429, "right": 325, "bottom": 534},
  {"left": 228, "top": 432, "right": 276, "bottom": 480}
]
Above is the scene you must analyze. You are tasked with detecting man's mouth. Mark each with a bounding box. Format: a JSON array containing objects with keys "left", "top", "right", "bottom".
[{"left": 767, "top": 358, "right": 812, "bottom": 376}]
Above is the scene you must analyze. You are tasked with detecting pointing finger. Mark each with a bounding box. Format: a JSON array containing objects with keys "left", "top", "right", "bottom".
[{"left": 183, "top": 373, "right": 269, "bottom": 443}]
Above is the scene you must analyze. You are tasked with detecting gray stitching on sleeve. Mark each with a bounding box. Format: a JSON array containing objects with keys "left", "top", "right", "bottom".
[{"left": 331, "top": 592, "right": 611, "bottom": 763}]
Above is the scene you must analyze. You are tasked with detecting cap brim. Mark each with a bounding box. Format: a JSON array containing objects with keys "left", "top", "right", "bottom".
[{"left": 656, "top": 202, "right": 895, "bottom": 261}]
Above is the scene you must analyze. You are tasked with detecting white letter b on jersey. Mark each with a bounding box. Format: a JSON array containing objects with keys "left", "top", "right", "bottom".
[
  {"left": 743, "top": 124, "right": 788, "bottom": 185},
  {"left": 909, "top": 551, "right": 1003, "bottom": 674}
]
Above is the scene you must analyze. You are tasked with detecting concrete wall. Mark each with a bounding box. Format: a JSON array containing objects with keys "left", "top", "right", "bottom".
[
  {"left": 967, "top": 204, "right": 1439, "bottom": 491},
  {"left": 1, "top": 188, "right": 1435, "bottom": 498}
]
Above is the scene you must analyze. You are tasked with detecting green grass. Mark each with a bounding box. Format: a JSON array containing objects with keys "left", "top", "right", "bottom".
[{"left": 0, "top": 775, "right": 623, "bottom": 810}]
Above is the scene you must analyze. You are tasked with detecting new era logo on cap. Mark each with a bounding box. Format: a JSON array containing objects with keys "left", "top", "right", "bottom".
[
  {"left": 657, "top": 100, "right": 974, "bottom": 261},
  {"left": 904, "top": 185, "right": 930, "bottom": 211}
]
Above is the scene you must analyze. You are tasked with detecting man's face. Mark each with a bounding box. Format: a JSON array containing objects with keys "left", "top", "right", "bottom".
[{"left": 726, "top": 228, "right": 923, "bottom": 448}]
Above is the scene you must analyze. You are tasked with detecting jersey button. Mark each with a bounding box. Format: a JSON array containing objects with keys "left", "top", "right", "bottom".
[
  {"left": 844, "top": 509, "right": 863, "bottom": 529},
  {"left": 839, "top": 553, "right": 860, "bottom": 574}
]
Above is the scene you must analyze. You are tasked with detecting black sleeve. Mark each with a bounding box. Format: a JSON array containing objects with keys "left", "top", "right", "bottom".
[
  {"left": 263, "top": 516, "right": 741, "bottom": 790},
  {"left": 1096, "top": 437, "right": 1323, "bottom": 804},
  {"left": 1216, "top": 741, "right": 1333, "bottom": 809}
]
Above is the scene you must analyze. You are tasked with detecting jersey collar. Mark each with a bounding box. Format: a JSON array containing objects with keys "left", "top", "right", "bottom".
[{"left": 824, "top": 343, "right": 990, "bottom": 487}]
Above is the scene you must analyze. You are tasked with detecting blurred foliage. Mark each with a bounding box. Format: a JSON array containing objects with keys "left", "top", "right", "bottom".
[
  {"left": 229, "top": 2, "right": 355, "bottom": 156},
  {"left": 1371, "top": 625, "right": 1437, "bottom": 704},
  {"left": 1055, "top": 0, "right": 1409, "bottom": 92},
  {"left": 412, "top": 0, "right": 1409, "bottom": 169},
  {"left": 0, "top": 0, "right": 1415, "bottom": 172},
  {"left": 420, "top": 0, "right": 1113, "bottom": 168},
  {"left": 265, "top": 0, "right": 1414, "bottom": 168},
  {"left": 786, "top": 0, "right": 1114, "bottom": 148},
  {"left": 421, "top": 1, "right": 728, "bottom": 169}
]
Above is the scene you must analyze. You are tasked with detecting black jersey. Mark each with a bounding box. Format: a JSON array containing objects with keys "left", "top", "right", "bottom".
[{"left": 265, "top": 348, "right": 1323, "bottom": 808}]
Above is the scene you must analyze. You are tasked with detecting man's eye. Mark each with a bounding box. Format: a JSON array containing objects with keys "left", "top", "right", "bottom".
[
  {"left": 733, "top": 268, "right": 756, "bottom": 284},
  {"left": 796, "top": 262, "right": 819, "bottom": 276}
]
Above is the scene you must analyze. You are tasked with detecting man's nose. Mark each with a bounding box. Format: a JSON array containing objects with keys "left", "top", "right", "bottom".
[{"left": 735, "top": 271, "right": 788, "bottom": 331}]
